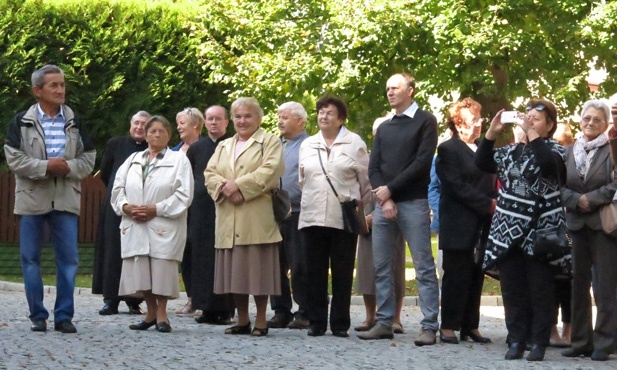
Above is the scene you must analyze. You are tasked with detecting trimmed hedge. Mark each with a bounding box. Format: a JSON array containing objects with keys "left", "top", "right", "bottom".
[{"left": 0, "top": 0, "right": 228, "bottom": 167}]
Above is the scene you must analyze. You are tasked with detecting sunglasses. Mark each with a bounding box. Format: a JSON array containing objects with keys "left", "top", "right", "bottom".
[{"left": 525, "top": 104, "right": 546, "bottom": 111}]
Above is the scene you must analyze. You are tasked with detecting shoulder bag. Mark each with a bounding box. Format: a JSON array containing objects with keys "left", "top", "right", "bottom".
[
  {"left": 316, "top": 148, "right": 369, "bottom": 235},
  {"left": 599, "top": 159, "right": 617, "bottom": 237}
]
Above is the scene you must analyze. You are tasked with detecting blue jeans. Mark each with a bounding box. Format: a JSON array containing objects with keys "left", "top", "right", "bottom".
[
  {"left": 20, "top": 211, "right": 79, "bottom": 323},
  {"left": 372, "top": 199, "right": 439, "bottom": 331}
]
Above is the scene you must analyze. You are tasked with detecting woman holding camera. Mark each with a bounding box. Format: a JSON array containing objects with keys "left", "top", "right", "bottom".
[{"left": 475, "top": 99, "right": 566, "bottom": 361}]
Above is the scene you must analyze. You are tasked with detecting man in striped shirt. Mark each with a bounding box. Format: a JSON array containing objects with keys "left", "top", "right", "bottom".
[{"left": 4, "top": 64, "right": 96, "bottom": 334}]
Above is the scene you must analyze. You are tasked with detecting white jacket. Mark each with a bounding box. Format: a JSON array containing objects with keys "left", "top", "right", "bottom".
[
  {"left": 111, "top": 149, "right": 194, "bottom": 261},
  {"left": 298, "top": 127, "right": 371, "bottom": 230}
]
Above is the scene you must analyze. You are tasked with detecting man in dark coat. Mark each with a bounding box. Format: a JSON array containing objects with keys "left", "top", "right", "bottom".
[
  {"left": 92, "top": 111, "right": 150, "bottom": 315},
  {"left": 189, "top": 105, "right": 235, "bottom": 324}
]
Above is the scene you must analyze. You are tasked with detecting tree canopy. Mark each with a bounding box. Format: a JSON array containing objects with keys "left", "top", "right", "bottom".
[{"left": 1, "top": 0, "right": 616, "bottom": 161}]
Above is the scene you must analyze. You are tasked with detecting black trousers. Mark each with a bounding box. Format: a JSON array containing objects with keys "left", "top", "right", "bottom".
[
  {"left": 498, "top": 247, "right": 555, "bottom": 346},
  {"left": 440, "top": 249, "right": 484, "bottom": 331},
  {"left": 553, "top": 278, "right": 571, "bottom": 324},
  {"left": 271, "top": 212, "right": 308, "bottom": 318},
  {"left": 302, "top": 226, "right": 357, "bottom": 332},
  {"left": 181, "top": 243, "right": 192, "bottom": 297}
]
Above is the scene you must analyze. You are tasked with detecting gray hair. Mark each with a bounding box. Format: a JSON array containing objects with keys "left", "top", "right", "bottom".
[
  {"left": 277, "top": 102, "right": 307, "bottom": 123},
  {"left": 131, "top": 110, "right": 151, "bottom": 122},
  {"left": 31, "top": 65, "right": 64, "bottom": 88},
  {"left": 230, "top": 97, "right": 263, "bottom": 120},
  {"left": 581, "top": 99, "right": 610, "bottom": 122}
]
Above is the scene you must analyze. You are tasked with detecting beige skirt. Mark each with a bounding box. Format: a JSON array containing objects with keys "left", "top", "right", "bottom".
[
  {"left": 213, "top": 243, "right": 281, "bottom": 296},
  {"left": 355, "top": 233, "right": 407, "bottom": 296},
  {"left": 118, "top": 256, "right": 180, "bottom": 299}
]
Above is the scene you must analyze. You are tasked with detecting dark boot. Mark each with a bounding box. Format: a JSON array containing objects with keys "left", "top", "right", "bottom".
[{"left": 99, "top": 298, "right": 119, "bottom": 315}]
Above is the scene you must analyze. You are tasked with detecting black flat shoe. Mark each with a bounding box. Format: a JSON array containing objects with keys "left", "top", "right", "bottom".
[
  {"left": 460, "top": 329, "right": 492, "bottom": 344},
  {"left": 439, "top": 330, "right": 459, "bottom": 344},
  {"left": 527, "top": 344, "right": 546, "bottom": 361},
  {"left": 251, "top": 327, "right": 268, "bottom": 337},
  {"left": 332, "top": 330, "right": 349, "bottom": 338},
  {"left": 30, "top": 320, "right": 47, "bottom": 332},
  {"left": 505, "top": 342, "right": 526, "bottom": 360},
  {"left": 307, "top": 328, "right": 326, "bottom": 337},
  {"left": 129, "top": 319, "right": 157, "bottom": 331},
  {"left": 157, "top": 321, "right": 172, "bottom": 333},
  {"left": 225, "top": 322, "right": 252, "bottom": 335}
]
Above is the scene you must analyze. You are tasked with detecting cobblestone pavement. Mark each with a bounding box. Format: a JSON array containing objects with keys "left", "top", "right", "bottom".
[{"left": 0, "top": 283, "right": 612, "bottom": 370}]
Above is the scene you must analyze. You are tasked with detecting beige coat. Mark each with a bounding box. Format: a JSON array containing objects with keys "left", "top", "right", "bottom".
[
  {"left": 205, "top": 128, "right": 284, "bottom": 249},
  {"left": 298, "top": 126, "right": 371, "bottom": 230}
]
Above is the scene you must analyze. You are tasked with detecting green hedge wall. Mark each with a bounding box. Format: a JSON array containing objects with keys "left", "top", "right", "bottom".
[{"left": 0, "top": 0, "right": 228, "bottom": 167}]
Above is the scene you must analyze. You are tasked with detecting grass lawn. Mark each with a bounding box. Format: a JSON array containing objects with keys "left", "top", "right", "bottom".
[{"left": 0, "top": 237, "right": 502, "bottom": 295}]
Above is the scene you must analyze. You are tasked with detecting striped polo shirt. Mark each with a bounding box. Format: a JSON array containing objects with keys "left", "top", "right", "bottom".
[{"left": 37, "top": 104, "right": 66, "bottom": 158}]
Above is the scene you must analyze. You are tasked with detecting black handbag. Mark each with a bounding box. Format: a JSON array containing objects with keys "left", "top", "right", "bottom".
[
  {"left": 317, "top": 148, "right": 369, "bottom": 235},
  {"left": 271, "top": 185, "right": 291, "bottom": 223},
  {"left": 531, "top": 190, "right": 573, "bottom": 278},
  {"left": 260, "top": 142, "right": 291, "bottom": 223}
]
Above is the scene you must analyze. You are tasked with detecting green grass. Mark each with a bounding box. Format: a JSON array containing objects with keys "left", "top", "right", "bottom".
[{"left": 0, "top": 237, "right": 502, "bottom": 296}]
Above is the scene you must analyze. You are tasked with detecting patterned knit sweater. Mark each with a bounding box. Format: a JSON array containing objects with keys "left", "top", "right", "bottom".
[{"left": 475, "top": 137, "right": 567, "bottom": 270}]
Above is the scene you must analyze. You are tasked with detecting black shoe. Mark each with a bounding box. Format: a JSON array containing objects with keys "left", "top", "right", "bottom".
[
  {"left": 562, "top": 347, "right": 593, "bottom": 358},
  {"left": 157, "top": 321, "right": 172, "bottom": 333},
  {"left": 526, "top": 345, "right": 546, "bottom": 361},
  {"left": 267, "top": 313, "right": 292, "bottom": 328},
  {"left": 439, "top": 330, "right": 459, "bottom": 344},
  {"left": 126, "top": 302, "right": 143, "bottom": 315},
  {"left": 505, "top": 342, "right": 526, "bottom": 360},
  {"left": 195, "top": 314, "right": 217, "bottom": 324},
  {"left": 30, "top": 320, "right": 47, "bottom": 332},
  {"left": 307, "top": 328, "right": 326, "bottom": 337},
  {"left": 99, "top": 300, "right": 119, "bottom": 315},
  {"left": 129, "top": 319, "right": 157, "bottom": 331},
  {"left": 460, "top": 329, "right": 492, "bottom": 344},
  {"left": 332, "top": 330, "right": 349, "bottom": 338},
  {"left": 591, "top": 349, "right": 609, "bottom": 361},
  {"left": 54, "top": 320, "right": 77, "bottom": 334}
]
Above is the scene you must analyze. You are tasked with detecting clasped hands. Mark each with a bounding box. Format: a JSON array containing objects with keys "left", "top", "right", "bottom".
[
  {"left": 372, "top": 185, "right": 397, "bottom": 220},
  {"left": 221, "top": 179, "right": 244, "bottom": 205},
  {"left": 46, "top": 157, "right": 70, "bottom": 177},
  {"left": 122, "top": 204, "right": 157, "bottom": 222}
]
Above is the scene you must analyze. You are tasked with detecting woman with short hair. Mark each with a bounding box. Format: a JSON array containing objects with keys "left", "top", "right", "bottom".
[
  {"left": 112, "top": 115, "right": 194, "bottom": 333},
  {"left": 561, "top": 100, "right": 617, "bottom": 361},
  {"left": 205, "top": 97, "right": 284, "bottom": 337}
]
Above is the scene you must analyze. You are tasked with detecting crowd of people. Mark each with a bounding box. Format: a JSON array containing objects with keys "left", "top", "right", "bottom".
[{"left": 5, "top": 64, "right": 617, "bottom": 362}]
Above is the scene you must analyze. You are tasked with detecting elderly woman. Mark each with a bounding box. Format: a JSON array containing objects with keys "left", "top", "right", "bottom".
[
  {"left": 205, "top": 97, "right": 284, "bottom": 337},
  {"left": 561, "top": 100, "right": 617, "bottom": 362},
  {"left": 111, "top": 116, "right": 194, "bottom": 333},
  {"left": 436, "top": 98, "right": 496, "bottom": 345},
  {"left": 475, "top": 99, "right": 566, "bottom": 361},
  {"left": 299, "top": 96, "right": 371, "bottom": 338},
  {"left": 173, "top": 107, "right": 205, "bottom": 316}
]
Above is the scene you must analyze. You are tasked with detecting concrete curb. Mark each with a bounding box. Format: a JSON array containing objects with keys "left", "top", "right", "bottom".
[{"left": 0, "top": 280, "right": 506, "bottom": 306}]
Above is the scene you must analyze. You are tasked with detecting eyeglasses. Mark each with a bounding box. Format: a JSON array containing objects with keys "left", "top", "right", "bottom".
[
  {"left": 206, "top": 117, "right": 224, "bottom": 122},
  {"left": 525, "top": 104, "right": 546, "bottom": 111},
  {"left": 182, "top": 108, "right": 194, "bottom": 116},
  {"left": 581, "top": 116, "right": 605, "bottom": 125}
]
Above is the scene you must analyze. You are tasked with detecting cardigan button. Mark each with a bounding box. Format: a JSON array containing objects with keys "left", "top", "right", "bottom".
[{"left": 235, "top": 234, "right": 240, "bottom": 237}]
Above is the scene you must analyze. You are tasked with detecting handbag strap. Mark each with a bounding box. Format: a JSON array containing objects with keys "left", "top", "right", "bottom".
[{"left": 316, "top": 147, "right": 340, "bottom": 199}]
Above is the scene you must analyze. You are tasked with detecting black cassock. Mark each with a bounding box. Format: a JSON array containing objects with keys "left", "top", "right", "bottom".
[
  {"left": 92, "top": 136, "right": 147, "bottom": 300},
  {"left": 186, "top": 134, "right": 234, "bottom": 316}
]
